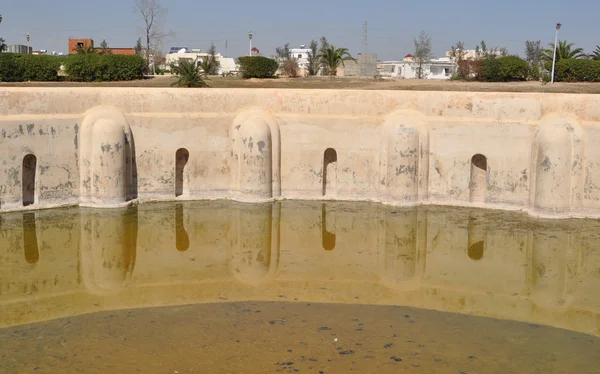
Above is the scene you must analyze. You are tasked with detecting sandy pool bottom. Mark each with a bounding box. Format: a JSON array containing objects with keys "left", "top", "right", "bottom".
[{"left": 0, "top": 301, "right": 597, "bottom": 374}]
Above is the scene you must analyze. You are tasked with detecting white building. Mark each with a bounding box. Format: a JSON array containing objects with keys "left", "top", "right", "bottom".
[
  {"left": 7, "top": 44, "right": 32, "bottom": 54},
  {"left": 165, "top": 47, "right": 238, "bottom": 74},
  {"left": 444, "top": 49, "right": 504, "bottom": 60},
  {"left": 289, "top": 45, "right": 312, "bottom": 70},
  {"left": 377, "top": 54, "right": 454, "bottom": 80}
]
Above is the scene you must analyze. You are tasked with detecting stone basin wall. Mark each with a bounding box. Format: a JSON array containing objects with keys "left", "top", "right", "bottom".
[{"left": 1, "top": 87, "right": 600, "bottom": 218}]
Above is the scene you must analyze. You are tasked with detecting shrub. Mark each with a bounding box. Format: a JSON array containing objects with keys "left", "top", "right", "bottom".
[
  {"left": 15, "top": 54, "right": 62, "bottom": 81},
  {"left": 64, "top": 54, "right": 145, "bottom": 81},
  {"left": 483, "top": 56, "right": 529, "bottom": 82},
  {"left": 483, "top": 58, "right": 501, "bottom": 81},
  {"left": 456, "top": 59, "right": 485, "bottom": 80},
  {"left": 542, "top": 73, "right": 551, "bottom": 84},
  {"left": 282, "top": 58, "right": 299, "bottom": 77},
  {"left": 529, "top": 64, "right": 541, "bottom": 81},
  {"left": 555, "top": 59, "right": 600, "bottom": 82},
  {"left": 0, "top": 53, "right": 23, "bottom": 82},
  {"left": 237, "top": 56, "right": 278, "bottom": 78},
  {"left": 170, "top": 59, "right": 208, "bottom": 88},
  {"left": 0, "top": 53, "right": 62, "bottom": 82}
]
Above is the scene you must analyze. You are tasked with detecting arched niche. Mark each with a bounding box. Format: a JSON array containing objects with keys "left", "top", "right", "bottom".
[
  {"left": 79, "top": 106, "right": 136, "bottom": 206},
  {"left": 469, "top": 154, "right": 488, "bottom": 203},
  {"left": 379, "top": 110, "right": 429, "bottom": 203},
  {"left": 530, "top": 114, "right": 584, "bottom": 214},
  {"left": 22, "top": 154, "right": 37, "bottom": 207},
  {"left": 175, "top": 148, "right": 190, "bottom": 197},
  {"left": 230, "top": 108, "right": 281, "bottom": 200},
  {"left": 322, "top": 148, "right": 338, "bottom": 197}
]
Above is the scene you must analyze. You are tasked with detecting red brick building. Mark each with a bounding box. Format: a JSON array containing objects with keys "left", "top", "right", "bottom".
[{"left": 68, "top": 38, "right": 135, "bottom": 55}]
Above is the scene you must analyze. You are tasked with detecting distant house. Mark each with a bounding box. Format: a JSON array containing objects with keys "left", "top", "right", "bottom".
[
  {"left": 165, "top": 47, "right": 238, "bottom": 74},
  {"left": 289, "top": 45, "right": 311, "bottom": 71},
  {"left": 377, "top": 56, "right": 454, "bottom": 79},
  {"left": 7, "top": 44, "right": 32, "bottom": 54},
  {"left": 68, "top": 38, "right": 135, "bottom": 55}
]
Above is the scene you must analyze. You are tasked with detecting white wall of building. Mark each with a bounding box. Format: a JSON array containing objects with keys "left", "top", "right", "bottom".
[
  {"left": 165, "top": 49, "right": 238, "bottom": 74},
  {"left": 378, "top": 57, "right": 454, "bottom": 80}
]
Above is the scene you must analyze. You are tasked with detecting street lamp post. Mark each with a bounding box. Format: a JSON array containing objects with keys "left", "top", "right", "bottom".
[
  {"left": 249, "top": 31, "right": 253, "bottom": 56},
  {"left": 551, "top": 22, "right": 561, "bottom": 84}
]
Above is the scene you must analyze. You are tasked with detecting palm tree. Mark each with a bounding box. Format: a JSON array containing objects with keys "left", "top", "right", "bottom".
[
  {"left": 170, "top": 58, "right": 208, "bottom": 88},
  {"left": 317, "top": 45, "right": 356, "bottom": 76},
  {"left": 76, "top": 44, "right": 96, "bottom": 54},
  {"left": 199, "top": 57, "right": 219, "bottom": 75},
  {"left": 541, "top": 40, "right": 585, "bottom": 62},
  {"left": 590, "top": 45, "right": 600, "bottom": 60}
]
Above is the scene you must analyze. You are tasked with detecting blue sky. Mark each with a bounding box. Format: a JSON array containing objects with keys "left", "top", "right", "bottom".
[{"left": 0, "top": 0, "right": 597, "bottom": 60}]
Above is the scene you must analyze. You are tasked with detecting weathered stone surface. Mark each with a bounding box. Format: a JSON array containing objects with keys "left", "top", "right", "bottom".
[{"left": 1, "top": 88, "right": 600, "bottom": 218}]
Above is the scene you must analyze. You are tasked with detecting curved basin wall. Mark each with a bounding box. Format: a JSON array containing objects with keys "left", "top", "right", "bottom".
[{"left": 1, "top": 88, "right": 600, "bottom": 218}]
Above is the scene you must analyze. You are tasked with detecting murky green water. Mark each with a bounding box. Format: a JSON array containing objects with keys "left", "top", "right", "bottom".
[{"left": 1, "top": 201, "right": 599, "bottom": 373}]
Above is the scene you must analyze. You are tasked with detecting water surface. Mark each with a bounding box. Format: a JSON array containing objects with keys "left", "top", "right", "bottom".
[{"left": 1, "top": 201, "right": 599, "bottom": 373}]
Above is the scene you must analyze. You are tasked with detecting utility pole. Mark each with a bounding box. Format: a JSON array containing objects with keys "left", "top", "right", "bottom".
[
  {"left": 225, "top": 39, "right": 228, "bottom": 58},
  {"left": 362, "top": 21, "right": 368, "bottom": 54},
  {"left": 551, "top": 22, "right": 561, "bottom": 84},
  {"left": 249, "top": 31, "right": 253, "bottom": 56}
]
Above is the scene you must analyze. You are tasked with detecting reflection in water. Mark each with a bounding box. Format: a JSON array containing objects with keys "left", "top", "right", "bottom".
[
  {"left": 321, "top": 204, "right": 336, "bottom": 251},
  {"left": 22, "top": 213, "right": 39, "bottom": 264},
  {"left": 380, "top": 210, "right": 419, "bottom": 285},
  {"left": 1, "top": 201, "right": 600, "bottom": 342},
  {"left": 229, "top": 202, "right": 279, "bottom": 285},
  {"left": 80, "top": 206, "right": 138, "bottom": 293},
  {"left": 531, "top": 225, "right": 579, "bottom": 310},
  {"left": 467, "top": 212, "right": 485, "bottom": 261},
  {"left": 175, "top": 204, "right": 189, "bottom": 252}
]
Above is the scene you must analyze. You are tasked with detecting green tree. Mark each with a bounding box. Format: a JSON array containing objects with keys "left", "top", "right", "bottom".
[
  {"left": 413, "top": 30, "right": 432, "bottom": 79},
  {"left": 317, "top": 45, "right": 356, "bottom": 76},
  {"left": 171, "top": 58, "right": 208, "bottom": 88},
  {"left": 76, "top": 44, "right": 95, "bottom": 54},
  {"left": 135, "top": 0, "right": 172, "bottom": 73},
  {"left": 99, "top": 40, "right": 109, "bottom": 54},
  {"left": 320, "top": 36, "right": 329, "bottom": 50},
  {"left": 319, "top": 37, "right": 330, "bottom": 75},
  {"left": 275, "top": 42, "right": 292, "bottom": 75},
  {"left": 542, "top": 40, "right": 585, "bottom": 64},
  {"left": 524, "top": 40, "right": 542, "bottom": 66},
  {"left": 199, "top": 42, "right": 220, "bottom": 75},
  {"left": 449, "top": 41, "right": 467, "bottom": 79},
  {"left": 0, "top": 37, "right": 6, "bottom": 53},
  {"left": 275, "top": 42, "right": 291, "bottom": 60},
  {"left": 307, "top": 40, "right": 319, "bottom": 76},
  {"left": 590, "top": 45, "right": 600, "bottom": 60},
  {"left": 134, "top": 38, "right": 143, "bottom": 57}
]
